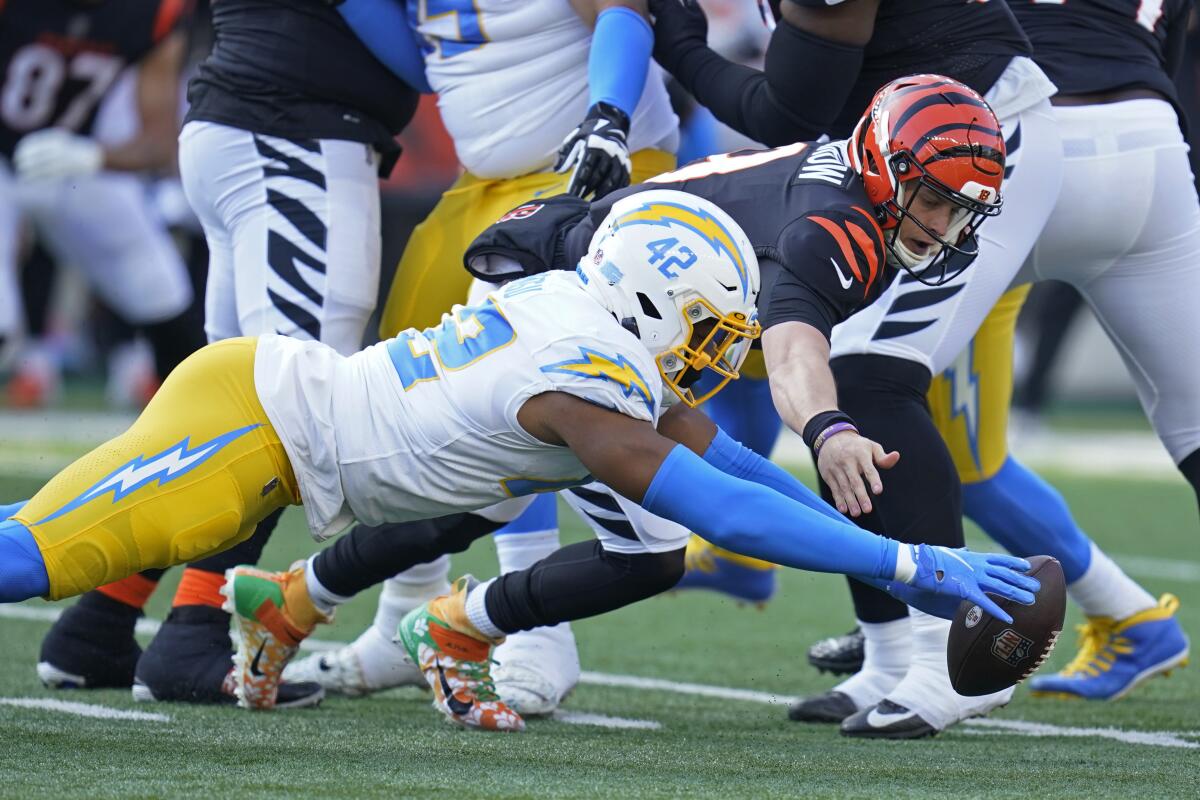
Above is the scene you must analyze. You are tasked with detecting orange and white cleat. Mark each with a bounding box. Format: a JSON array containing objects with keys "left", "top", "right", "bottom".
[
  {"left": 221, "top": 563, "right": 331, "bottom": 710},
  {"left": 397, "top": 576, "right": 524, "bottom": 732}
]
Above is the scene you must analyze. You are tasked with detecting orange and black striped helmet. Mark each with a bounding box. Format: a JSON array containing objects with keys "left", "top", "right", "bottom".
[{"left": 848, "top": 74, "right": 1005, "bottom": 285}]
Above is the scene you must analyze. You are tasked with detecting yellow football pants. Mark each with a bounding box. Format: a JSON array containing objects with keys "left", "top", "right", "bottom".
[
  {"left": 928, "top": 284, "right": 1031, "bottom": 484},
  {"left": 15, "top": 338, "right": 299, "bottom": 600},
  {"left": 379, "top": 149, "right": 677, "bottom": 337}
]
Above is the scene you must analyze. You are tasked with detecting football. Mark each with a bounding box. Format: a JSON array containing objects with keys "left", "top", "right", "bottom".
[{"left": 946, "top": 555, "right": 1067, "bottom": 696}]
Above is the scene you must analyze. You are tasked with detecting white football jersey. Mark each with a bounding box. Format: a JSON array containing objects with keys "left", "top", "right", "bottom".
[
  {"left": 414, "top": 0, "right": 678, "bottom": 178},
  {"left": 254, "top": 271, "right": 664, "bottom": 540}
]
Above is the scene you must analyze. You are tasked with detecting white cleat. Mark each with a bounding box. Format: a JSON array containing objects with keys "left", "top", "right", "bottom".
[
  {"left": 492, "top": 623, "right": 581, "bottom": 716},
  {"left": 282, "top": 624, "right": 423, "bottom": 696}
]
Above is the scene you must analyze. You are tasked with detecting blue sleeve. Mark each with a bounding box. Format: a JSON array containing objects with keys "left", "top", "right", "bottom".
[
  {"left": 702, "top": 428, "right": 845, "bottom": 525},
  {"left": 337, "top": 0, "right": 433, "bottom": 94},
  {"left": 588, "top": 6, "right": 653, "bottom": 116},
  {"left": 643, "top": 444, "right": 899, "bottom": 579}
]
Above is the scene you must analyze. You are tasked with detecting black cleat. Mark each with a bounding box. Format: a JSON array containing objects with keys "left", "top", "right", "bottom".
[
  {"left": 132, "top": 605, "right": 324, "bottom": 709},
  {"left": 38, "top": 592, "right": 142, "bottom": 689},
  {"left": 839, "top": 700, "right": 939, "bottom": 740},
  {"left": 807, "top": 626, "right": 865, "bottom": 675},
  {"left": 787, "top": 690, "right": 859, "bottom": 723}
]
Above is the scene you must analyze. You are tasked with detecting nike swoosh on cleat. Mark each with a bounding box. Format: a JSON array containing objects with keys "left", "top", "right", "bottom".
[
  {"left": 250, "top": 643, "right": 267, "bottom": 678},
  {"left": 436, "top": 659, "right": 474, "bottom": 717},
  {"left": 865, "top": 705, "right": 918, "bottom": 729},
  {"left": 318, "top": 657, "right": 333, "bottom": 673}
]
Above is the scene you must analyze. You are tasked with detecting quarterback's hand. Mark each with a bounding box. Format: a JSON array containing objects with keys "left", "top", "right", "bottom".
[
  {"left": 554, "top": 102, "right": 632, "bottom": 200},
  {"left": 815, "top": 431, "right": 899, "bottom": 517},
  {"left": 14, "top": 129, "right": 104, "bottom": 182},
  {"left": 647, "top": 0, "right": 709, "bottom": 73},
  {"left": 890, "top": 546, "right": 1039, "bottom": 624}
]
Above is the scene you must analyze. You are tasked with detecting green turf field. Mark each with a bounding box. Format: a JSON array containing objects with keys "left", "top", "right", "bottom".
[{"left": 0, "top": 454, "right": 1197, "bottom": 798}]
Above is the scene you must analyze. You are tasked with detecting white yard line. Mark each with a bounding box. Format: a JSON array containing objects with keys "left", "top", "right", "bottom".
[
  {"left": 960, "top": 718, "right": 1199, "bottom": 750},
  {"left": 0, "top": 697, "right": 170, "bottom": 722},
  {"left": 552, "top": 710, "right": 661, "bottom": 730},
  {"left": 579, "top": 670, "right": 793, "bottom": 706}
]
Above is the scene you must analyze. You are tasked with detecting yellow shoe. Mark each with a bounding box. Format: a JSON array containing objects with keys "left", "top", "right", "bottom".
[
  {"left": 674, "top": 534, "right": 777, "bottom": 605},
  {"left": 1030, "top": 594, "right": 1189, "bottom": 700},
  {"left": 221, "top": 563, "right": 331, "bottom": 709},
  {"left": 397, "top": 576, "right": 524, "bottom": 732}
]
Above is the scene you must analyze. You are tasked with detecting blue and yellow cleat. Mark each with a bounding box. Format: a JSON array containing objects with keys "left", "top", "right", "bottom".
[
  {"left": 673, "top": 535, "right": 777, "bottom": 606},
  {"left": 1030, "top": 594, "right": 1189, "bottom": 700}
]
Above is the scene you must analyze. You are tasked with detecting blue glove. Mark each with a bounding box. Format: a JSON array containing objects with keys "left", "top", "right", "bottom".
[{"left": 890, "top": 545, "right": 1039, "bottom": 624}]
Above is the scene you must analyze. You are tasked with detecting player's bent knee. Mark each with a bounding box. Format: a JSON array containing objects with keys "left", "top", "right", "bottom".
[{"left": 622, "top": 547, "right": 686, "bottom": 597}]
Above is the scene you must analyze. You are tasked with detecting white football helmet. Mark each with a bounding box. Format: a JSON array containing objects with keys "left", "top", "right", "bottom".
[{"left": 577, "top": 189, "right": 761, "bottom": 407}]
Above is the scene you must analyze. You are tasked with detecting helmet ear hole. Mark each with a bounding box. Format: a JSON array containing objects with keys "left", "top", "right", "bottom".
[{"left": 637, "top": 292, "right": 663, "bottom": 320}]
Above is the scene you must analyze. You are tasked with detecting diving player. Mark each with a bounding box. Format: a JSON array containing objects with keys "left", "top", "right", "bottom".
[
  {"left": 0, "top": 190, "right": 1041, "bottom": 734},
  {"left": 35, "top": 0, "right": 424, "bottom": 708},
  {"left": 283, "top": 0, "right": 681, "bottom": 712},
  {"left": 263, "top": 73, "right": 1014, "bottom": 727}
]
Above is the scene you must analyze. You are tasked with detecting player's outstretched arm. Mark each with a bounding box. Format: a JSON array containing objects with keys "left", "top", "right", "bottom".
[
  {"left": 520, "top": 391, "right": 1037, "bottom": 622},
  {"left": 647, "top": 0, "right": 878, "bottom": 146},
  {"left": 329, "top": 0, "right": 433, "bottom": 94}
]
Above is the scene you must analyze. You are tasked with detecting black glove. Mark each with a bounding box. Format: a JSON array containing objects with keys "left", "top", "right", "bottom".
[
  {"left": 647, "top": 0, "right": 710, "bottom": 75},
  {"left": 554, "top": 102, "right": 632, "bottom": 200}
]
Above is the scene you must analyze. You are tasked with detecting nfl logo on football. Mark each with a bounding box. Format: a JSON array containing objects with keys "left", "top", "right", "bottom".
[{"left": 991, "top": 628, "right": 1034, "bottom": 667}]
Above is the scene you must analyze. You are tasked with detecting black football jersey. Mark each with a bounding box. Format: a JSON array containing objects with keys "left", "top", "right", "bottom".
[
  {"left": 568, "top": 142, "right": 897, "bottom": 338},
  {"left": 1008, "top": 0, "right": 1191, "bottom": 117},
  {"left": 0, "top": 0, "right": 188, "bottom": 157},
  {"left": 791, "top": 0, "right": 1032, "bottom": 136},
  {"left": 186, "top": 0, "right": 418, "bottom": 153}
]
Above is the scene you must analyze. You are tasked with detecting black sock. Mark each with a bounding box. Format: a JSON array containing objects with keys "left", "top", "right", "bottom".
[
  {"left": 313, "top": 513, "right": 500, "bottom": 599},
  {"left": 484, "top": 540, "right": 685, "bottom": 633}
]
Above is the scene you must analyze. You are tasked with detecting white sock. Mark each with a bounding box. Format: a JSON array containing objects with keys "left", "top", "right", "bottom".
[
  {"left": 305, "top": 556, "right": 351, "bottom": 616},
  {"left": 372, "top": 555, "right": 451, "bottom": 640},
  {"left": 465, "top": 578, "right": 505, "bottom": 639},
  {"left": 1067, "top": 542, "right": 1156, "bottom": 620},
  {"left": 834, "top": 616, "right": 912, "bottom": 709},
  {"left": 495, "top": 529, "right": 560, "bottom": 574},
  {"left": 886, "top": 610, "right": 961, "bottom": 730}
]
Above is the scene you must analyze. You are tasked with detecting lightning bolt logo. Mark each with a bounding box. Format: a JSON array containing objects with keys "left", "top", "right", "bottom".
[
  {"left": 945, "top": 345, "right": 982, "bottom": 472},
  {"left": 542, "top": 348, "right": 655, "bottom": 415},
  {"left": 610, "top": 201, "right": 750, "bottom": 300},
  {"left": 36, "top": 424, "right": 263, "bottom": 525}
]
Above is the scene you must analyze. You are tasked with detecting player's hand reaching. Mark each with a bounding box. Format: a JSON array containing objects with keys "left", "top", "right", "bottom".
[
  {"left": 14, "top": 129, "right": 104, "bottom": 181},
  {"left": 647, "top": 0, "right": 709, "bottom": 73},
  {"left": 555, "top": 102, "right": 632, "bottom": 200},
  {"left": 882, "top": 546, "right": 1040, "bottom": 624},
  {"left": 815, "top": 430, "right": 899, "bottom": 517}
]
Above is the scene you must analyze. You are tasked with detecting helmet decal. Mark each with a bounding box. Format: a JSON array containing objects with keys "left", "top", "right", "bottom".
[{"left": 609, "top": 201, "right": 752, "bottom": 301}]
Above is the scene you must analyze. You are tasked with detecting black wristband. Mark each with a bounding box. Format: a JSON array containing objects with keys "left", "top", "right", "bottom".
[{"left": 802, "top": 410, "right": 857, "bottom": 450}]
